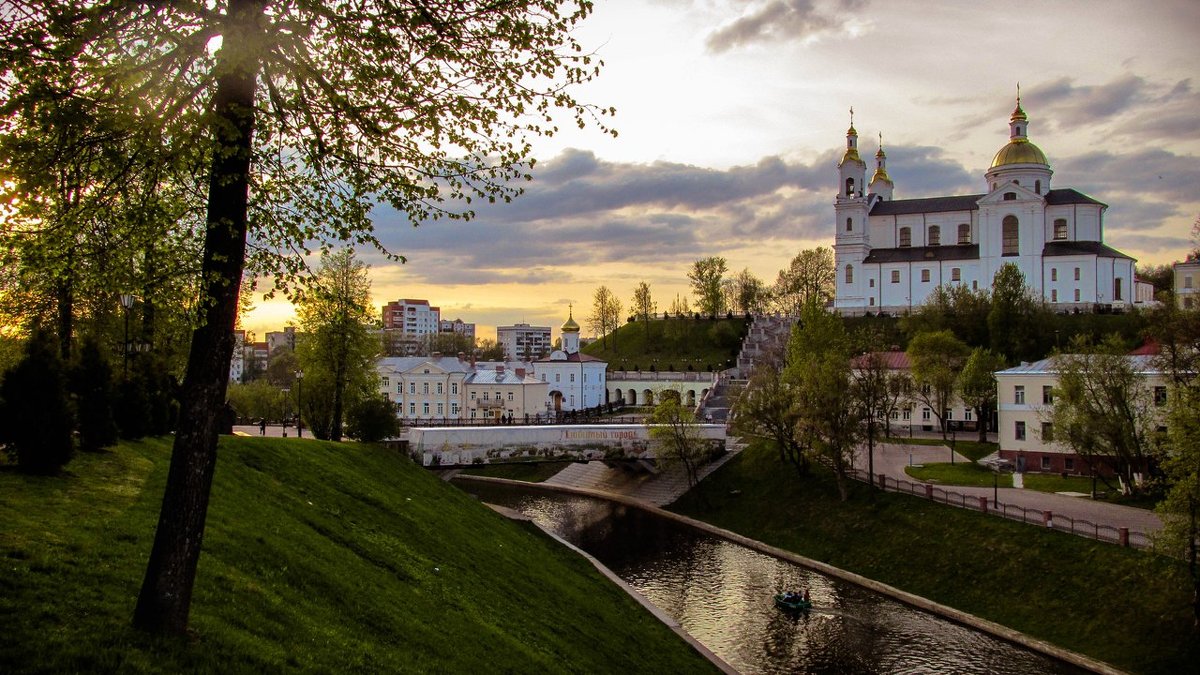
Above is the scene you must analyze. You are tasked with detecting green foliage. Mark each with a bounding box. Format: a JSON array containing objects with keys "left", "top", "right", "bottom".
[
  {"left": 988, "top": 263, "right": 1053, "bottom": 363},
  {"left": 70, "top": 336, "right": 119, "bottom": 452},
  {"left": 226, "top": 380, "right": 288, "bottom": 423},
  {"left": 345, "top": 395, "right": 401, "bottom": 443},
  {"left": 957, "top": 347, "right": 1006, "bottom": 442},
  {"left": 0, "top": 438, "right": 716, "bottom": 673},
  {"left": 646, "top": 396, "right": 707, "bottom": 489},
  {"left": 0, "top": 330, "right": 74, "bottom": 473},
  {"left": 587, "top": 285, "right": 622, "bottom": 348},
  {"left": 907, "top": 330, "right": 970, "bottom": 439},
  {"left": 688, "top": 256, "right": 728, "bottom": 316},
  {"left": 901, "top": 283, "right": 991, "bottom": 348},
  {"left": 772, "top": 247, "right": 834, "bottom": 314},
  {"left": 581, "top": 317, "right": 748, "bottom": 371},
  {"left": 670, "top": 441, "right": 1199, "bottom": 675}
]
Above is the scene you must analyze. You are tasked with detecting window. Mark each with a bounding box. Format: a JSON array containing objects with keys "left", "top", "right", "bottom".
[
  {"left": 451, "top": 403, "right": 459, "bottom": 416},
  {"left": 1051, "top": 289, "right": 1058, "bottom": 302},
  {"left": 1041, "top": 422, "right": 1054, "bottom": 441},
  {"left": 1002, "top": 215, "right": 1019, "bottom": 255},
  {"left": 899, "top": 227, "right": 911, "bottom": 247},
  {"left": 1074, "top": 267, "right": 1080, "bottom": 281},
  {"left": 1035, "top": 180, "right": 1042, "bottom": 195},
  {"left": 495, "top": 392, "right": 501, "bottom": 401},
  {"left": 382, "top": 377, "right": 390, "bottom": 388},
  {"left": 951, "top": 268, "right": 961, "bottom": 281},
  {"left": 972, "top": 280, "right": 978, "bottom": 290},
  {"left": 869, "top": 297, "right": 875, "bottom": 306},
  {"left": 922, "top": 408, "right": 931, "bottom": 420},
  {"left": 920, "top": 269, "right": 930, "bottom": 282},
  {"left": 409, "top": 402, "right": 415, "bottom": 415},
  {"left": 957, "top": 223, "right": 970, "bottom": 245},
  {"left": 891, "top": 270, "right": 901, "bottom": 284},
  {"left": 451, "top": 383, "right": 458, "bottom": 395},
  {"left": 1065, "top": 457, "right": 1074, "bottom": 471},
  {"left": 1051, "top": 268, "right": 1058, "bottom": 282},
  {"left": 1015, "top": 421, "right": 1026, "bottom": 440},
  {"left": 422, "top": 402, "right": 430, "bottom": 415},
  {"left": 1155, "top": 386, "right": 1168, "bottom": 407},
  {"left": 383, "top": 392, "right": 389, "bottom": 401},
  {"left": 1042, "top": 385, "right": 1053, "bottom": 405},
  {"left": 1014, "top": 385, "right": 1025, "bottom": 404},
  {"left": 869, "top": 278, "right": 875, "bottom": 288},
  {"left": 846, "top": 217, "right": 853, "bottom": 232},
  {"left": 845, "top": 177, "right": 855, "bottom": 196},
  {"left": 1074, "top": 289, "right": 1081, "bottom": 302},
  {"left": 902, "top": 409, "right": 911, "bottom": 421},
  {"left": 845, "top": 264, "right": 854, "bottom": 284},
  {"left": 470, "top": 391, "right": 476, "bottom": 400},
  {"left": 1114, "top": 278, "right": 1123, "bottom": 301},
  {"left": 436, "top": 382, "right": 443, "bottom": 395},
  {"left": 482, "top": 391, "right": 489, "bottom": 400},
  {"left": 1041, "top": 455, "right": 1051, "bottom": 470},
  {"left": 964, "top": 409, "right": 972, "bottom": 421},
  {"left": 436, "top": 403, "right": 443, "bottom": 415},
  {"left": 555, "top": 374, "right": 560, "bottom": 382},
  {"left": 409, "top": 382, "right": 415, "bottom": 394},
  {"left": 570, "top": 373, "right": 575, "bottom": 382},
  {"left": 1054, "top": 218, "right": 1067, "bottom": 240},
  {"left": 507, "top": 392, "right": 514, "bottom": 401},
  {"left": 928, "top": 225, "right": 941, "bottom": 246},
  {"left": 422, "top": 382, "right": 429, "bottom": 394},
  {"left": 1003, "top": 192, "right": 1017, "bottom": 201},
  {"left": 1185, "top": 275, "right": 1194, "bottom": 289}
]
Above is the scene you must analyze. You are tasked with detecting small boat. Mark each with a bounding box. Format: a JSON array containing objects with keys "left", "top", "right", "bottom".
[{"left": 774, "top": 593, "right": 812, "bottom": 612}]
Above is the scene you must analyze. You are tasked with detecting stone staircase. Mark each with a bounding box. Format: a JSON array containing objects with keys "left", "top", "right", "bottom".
[
  {"left": 734, "top": 315, "right": 794, "bottom": 377},
  {"left": 544, "top": 440, "right": 745, "bottom": 506}
]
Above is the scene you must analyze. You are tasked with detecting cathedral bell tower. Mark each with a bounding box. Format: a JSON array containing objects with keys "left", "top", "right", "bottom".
[{"left": 834, "top": 108, "right": 870, "bottom": 311}]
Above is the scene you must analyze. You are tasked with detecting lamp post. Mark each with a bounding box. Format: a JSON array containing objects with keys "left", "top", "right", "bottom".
[
  {"left": 295, "top": 370, "right": 303, "bottom": 438},
  {"left": 120, "top": 293, "right": 134, "bottom": 378}
]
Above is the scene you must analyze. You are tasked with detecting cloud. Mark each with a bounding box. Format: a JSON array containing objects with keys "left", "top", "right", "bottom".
[
  {"left": 1055, "top": 148, "right": 1200, "bottom": 203},
  {"left": 1023, "top": 75, "right": 1200, "bottom": 144},
  {"left": 705, "top": 0, "right": 868, "bottom": 53}
]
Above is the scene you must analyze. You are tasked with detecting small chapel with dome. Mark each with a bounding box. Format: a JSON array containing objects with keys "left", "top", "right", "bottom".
[
  {"left": 833, "top": 96, "right": 1136, "bottom": 314},
  {"left": 534, "top": 307, "right": 607, "bottom": 412}
]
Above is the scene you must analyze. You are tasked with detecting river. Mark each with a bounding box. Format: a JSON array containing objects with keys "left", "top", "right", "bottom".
[{"left": 458, "top": 480, "right": 1090, "bottom": 675}]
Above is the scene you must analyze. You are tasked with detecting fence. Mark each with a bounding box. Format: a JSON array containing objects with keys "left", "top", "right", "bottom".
[
  {"left": 849, "top": 467, "right": 1152, "bottom": 549},
  {"left": 398, "top": 406, "right": 640, "bottom": 428}
]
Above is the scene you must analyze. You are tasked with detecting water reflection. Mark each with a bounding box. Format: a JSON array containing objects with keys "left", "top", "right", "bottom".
[{"left": 461, "top": 481, "right": 1088, "bottom": 675}]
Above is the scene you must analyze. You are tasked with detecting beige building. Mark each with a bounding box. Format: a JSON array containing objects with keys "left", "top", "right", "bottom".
[
  {"left": 994, "top": 355, "right": 1167, "bottom": 475},
  {"left": 1175, "top": 258, "right": 1200, "bottom": 310},
  {"left": 376, "top": 355, "right": 550, "bottom": 423}
]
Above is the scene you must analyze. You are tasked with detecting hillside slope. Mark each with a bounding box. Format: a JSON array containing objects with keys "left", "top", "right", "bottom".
[
  {"left": 582, "top": 317, "right": 748, "bottom": 371},
  {"left": 0, "top": 437, "right": 716, "bottom": 673}
]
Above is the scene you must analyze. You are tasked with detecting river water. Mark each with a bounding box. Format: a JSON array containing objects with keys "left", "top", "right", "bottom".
[{"left": 459, "top": 480, "right": 1089, "bottom": 675}]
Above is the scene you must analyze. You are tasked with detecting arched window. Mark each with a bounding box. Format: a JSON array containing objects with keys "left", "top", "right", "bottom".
[
  {"left": 928, "top": 225, "right": 941, "bottom": 246},
  {"left": 845, "top": 264, "right": 854, "bottom": 284},
  {"left": 1002, "top": 215, "right": 1019, "bottom": 256},
  {"left": 899, "top": 226, "right": 911, "bottom": 247},
  {"left": 846, "top": 217, "right": 852, "bottom": 232},
  {"left": 1053, "top": 218, "right": 1067, "bottom": 240},
  {"left": 845, "top": 177, "right": 855, "bottom": 197},
  {"left": 1035, "top": 180, "right": 1042, "bottom": 194},
  {"left": 957, "top": 223, "right": 970, "bottom": 245}
]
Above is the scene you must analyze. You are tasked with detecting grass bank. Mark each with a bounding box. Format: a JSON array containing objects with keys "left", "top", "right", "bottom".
[
  {"left": 669, "top": 441, "right": 1197, "bottom": 675},
  {"left": 0, "top": 437, "right": 717, "bottom": 673},
  {"left": 582, "top": 317, "right": 748, "bottom": 372}
]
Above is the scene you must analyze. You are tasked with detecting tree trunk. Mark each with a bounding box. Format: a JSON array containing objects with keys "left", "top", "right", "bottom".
[
  {"left": 132, "top": 0, "right": 265, "bottom": 635},
  {"left": 56, "top": 262, "right": 73, "bottom": 361}
]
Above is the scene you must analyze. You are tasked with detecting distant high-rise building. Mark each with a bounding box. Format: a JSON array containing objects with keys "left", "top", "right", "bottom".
[
  {"left": 439, "top": 318, "right": 476, "bottom": 340},
  {"left": 497, "top": 322, "right": 551, "bottom": 361},
  {"left": 382, "top": 298, "right": 441, "bottom": 335},
  {"left": 265, "top": 326, "right": 297, "bottom": 353}
]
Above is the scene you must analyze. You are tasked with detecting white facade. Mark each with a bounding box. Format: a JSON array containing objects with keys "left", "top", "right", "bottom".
[
  {"left": 376, "top": 355, "right": 549, "bottom": 422},
  {"left": 497, "top": 323, "right": 552, "bottom": 360},
  {"left": 994, "top": 355, "right": 1167, "bottom": 475},
  {"left": 381, "top": 299, "right": 441, "bottom": 336},
  {"left": 533, "top": 310, "right": 607, "bottom": 412},
  {"left": 834, "top": 101, "right": 1135, "bottom": 314}
]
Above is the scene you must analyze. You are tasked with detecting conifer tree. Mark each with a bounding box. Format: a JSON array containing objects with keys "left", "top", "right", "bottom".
[
  {"left": 0, "top": 330, "right": 75, "bottom": 473},
  {"left": 71, "top": 336, "right": 119, "bottom": 452}
]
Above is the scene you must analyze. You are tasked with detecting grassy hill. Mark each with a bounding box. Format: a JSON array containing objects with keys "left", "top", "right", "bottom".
[
  {"left": 670, "top": 441, "right": 1198, "bottom": 675},
  {"left": 0, "top": 437, "right": 717, "bottom": 673},
  {"left": 582, "top": 316, "right": 748, "bottom": 371}
]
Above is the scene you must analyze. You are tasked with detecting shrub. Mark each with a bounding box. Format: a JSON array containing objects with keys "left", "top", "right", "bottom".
[
  {"left": 0, "top": 330, "right": 75, "bottom": 473},
  {"left": 345, "top": 395, "right": 401, "bottom": 443},
  {"left": 70, "top": 336, "right": 119, "bottom": 452}
]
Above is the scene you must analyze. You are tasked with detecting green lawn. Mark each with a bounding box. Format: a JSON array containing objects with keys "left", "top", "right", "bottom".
[
  {"left": 669, "top": 441, "right": 1197, "bottom": 675},
  {"left": 905, "top": 461, "right": 1008, "bottom": 487},
  {"left": 582, "top": 317, "right": 748, "bottom": 372},
  {"left": 0, "top": 437, "right": 716, "bottom": 674}
]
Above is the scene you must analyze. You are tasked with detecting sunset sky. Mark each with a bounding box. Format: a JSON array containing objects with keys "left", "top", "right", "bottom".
[{"left": 244, "top": 0, "right": 1200, "bottom": 342}]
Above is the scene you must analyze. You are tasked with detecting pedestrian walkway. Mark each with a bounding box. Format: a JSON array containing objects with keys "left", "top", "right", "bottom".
[
  {"left": 232, "top": 423, "right": 311, "bottom": 439},
  {"left": 858, "top": 440, "right": 1162, "bottom": 539}
]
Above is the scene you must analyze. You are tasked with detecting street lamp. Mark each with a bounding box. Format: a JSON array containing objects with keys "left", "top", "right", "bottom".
[
  {"left": 120, "top": 293, "right": 134, "bottom": 378},
  {"left": 295, "top": 370, "right": 304, "bottom": 438}
]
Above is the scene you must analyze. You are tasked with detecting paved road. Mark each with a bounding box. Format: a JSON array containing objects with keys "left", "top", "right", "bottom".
[
  {"left": 856, "top": 440, "right": 1162, "bottom": 537},
  {"left": 232, "top": 423, "right": 311, "bottom": 439}
]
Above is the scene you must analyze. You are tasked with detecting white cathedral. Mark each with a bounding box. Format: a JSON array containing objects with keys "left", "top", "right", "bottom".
[{"left": 833, "top": 98, "right": 1136, "bottom": 314}]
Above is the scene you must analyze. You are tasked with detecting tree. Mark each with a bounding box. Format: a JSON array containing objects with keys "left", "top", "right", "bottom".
[
  {"left": 264, "top": 345, "right": 300, "bottom": 387},
  {"left": 901, "top": 283, "right": 991, "bottom": 349},
  {"left": 474, "top": 338, "right": 506, "bottom": 361},
  {"left": 786, "top": 302, "right": 860, "bottom": 501},
  {"left": 849, "top": 335, "right": 895, "bottom": 489},
  {"left": 345, "top": 394, "right": 401, "bottom": 443},
  {"left": 773, "top": 247, "right": 835, "bottom": 315},
  {"left": 731, "top": 345, "right": 810, "bottom": 476},
  {"left": 0, "top": 329, "right": 75, "bottom": 473},
  {"left": 226, "top": 380, "right": 287, "bottom": 423},
  {"left": 631, "top": 281, "right": 656, "bottom": 341},
  {"left": 1156, "top": 383, "right": 1200, "bottom": 627},
  {"left": 958, "top": 348, "right": 1006, "bottom": 443},
  {"left": 296, "top": 250, "right": 378, "bottom": 442},
  {"left": 70, "top": 336, "right": 119, "bottom": 452},
  {"left": 726, "top": 267, "right": 769, "bottom": 316},
  {"left": 1, "top": 0, "right": 611, "bottom": 634},
  {"left": 419, "top": 331, "right": 475, "bottom": 358},
  {"left": 587, "top": 285, "right": 621, "bottom": 349},
  {"left": 988, "top": 263, "right": 1050, "bottom": 363},
  {"left": 907, "top": 330, "right": 970, "bottom": 445},
  {"left": 646, "top": 395, "right": 708, "bottom": 491},
  {"left": 1136, "top": 263, "right": 1174, "bottom": 297},
  {"left": 1047, "top": 335, "right": 1162, "bottom": 495},
  {"left": 688, "top": 256, "right": 728, "bottom": 317}
]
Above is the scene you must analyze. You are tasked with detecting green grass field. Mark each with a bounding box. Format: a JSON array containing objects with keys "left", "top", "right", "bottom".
[
  {"left": 582, "top": 317, "right": 748, "bottom": 371},
  {"left": 670, "top": 441, "right": 1197, "bottom": 675},
  {"left": 0, "top": 437, "right": 716, "bottom": 673}
]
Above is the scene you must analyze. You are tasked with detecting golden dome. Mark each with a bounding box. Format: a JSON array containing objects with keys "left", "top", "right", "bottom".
[
  {"left": 561, "top": 313, "right": 580, "bottom": 333},
  {"left": 840, "top": 147, "right": 861, "bottom": 165},
  {"left": 1010, "top": 103, "right": 1028, "bottom": 122},
  {"left": 990, "top": 138, "right": 1048, "bottom": 168},
  {"left": 871, "top": 167, "right": 893, "bottom": 185}
]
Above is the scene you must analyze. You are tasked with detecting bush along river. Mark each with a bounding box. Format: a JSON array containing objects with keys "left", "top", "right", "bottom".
[{"left": 458, "top": 480, "right": 1091, "bottom": 675}]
